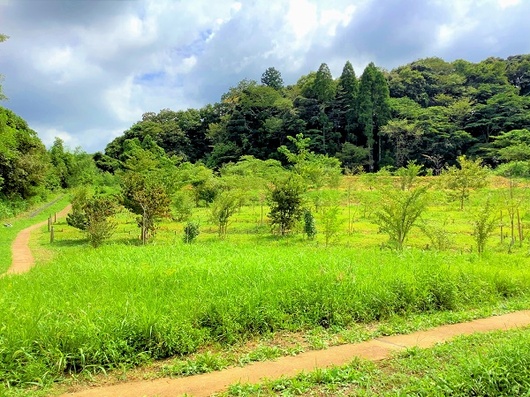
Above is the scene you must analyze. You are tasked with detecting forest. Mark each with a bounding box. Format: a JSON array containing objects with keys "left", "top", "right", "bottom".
[{"left": 2, "top": 53, "right": 530, "bottom": 216}]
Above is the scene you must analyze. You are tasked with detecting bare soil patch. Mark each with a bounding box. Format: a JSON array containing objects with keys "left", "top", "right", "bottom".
[{"left": 6, "top": 205, "right": 71, "bottom": 275}]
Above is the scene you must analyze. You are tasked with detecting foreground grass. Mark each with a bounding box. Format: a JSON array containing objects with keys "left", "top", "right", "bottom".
[
  {"left": 224, "top": 327, "right": 530, "bottom": 396},
  {"left": 1, "top": 239, "right": 529, "bottom": 394}
]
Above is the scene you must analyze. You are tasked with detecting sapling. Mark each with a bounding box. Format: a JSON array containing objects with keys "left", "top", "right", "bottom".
[
  {"left": 472, "top": 198, "right": 498, "bottom": 255},
  {"left": 375, "top": 186, "right": 428, "bottom": 250}
]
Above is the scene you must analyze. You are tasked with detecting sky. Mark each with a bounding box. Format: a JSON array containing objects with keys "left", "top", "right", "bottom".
[{"left": 0, "top": 0, "right": 529, "bottom": 154}]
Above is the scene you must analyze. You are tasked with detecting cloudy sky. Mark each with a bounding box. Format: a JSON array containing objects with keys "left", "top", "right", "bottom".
[{"left": 0, "top": 0, "right": 529, "bottom": 153}]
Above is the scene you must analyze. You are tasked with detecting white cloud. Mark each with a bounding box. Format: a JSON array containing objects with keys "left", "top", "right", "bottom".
[
  {"left": 498, "top": 0, "right": 520, "bottom": 8},
  {"left": 103, "top": 77, "right": 144, "bottom": 123},
  {"left": 1, "top": 0, "right": 529, "bottom": 153}
]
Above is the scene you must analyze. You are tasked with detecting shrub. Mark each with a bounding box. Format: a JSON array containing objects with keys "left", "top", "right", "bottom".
[
  {"left": 183, "top": 221, "right": 200, "bottom": 243},
  {"left": 303, "top": 210, "right": 317, "bottom": 240},
  {"left": 268, "top": 175, "right": 305, "bottom": 236}
]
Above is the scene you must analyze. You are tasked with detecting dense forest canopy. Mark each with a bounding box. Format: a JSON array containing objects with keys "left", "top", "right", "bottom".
[
  {"left": 2, "top": 53, "right": 530, "bottom": 217},
  {"left": 97, "top": 54, "right": 530, "bottom": 174}
]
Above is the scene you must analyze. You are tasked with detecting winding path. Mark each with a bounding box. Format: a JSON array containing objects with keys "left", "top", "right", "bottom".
[
  {"left": 61, "top": 310, "right": 530, "bottom": 397},
  {"left": 6, "top": 204, "right": 71, "bottom": 275}
]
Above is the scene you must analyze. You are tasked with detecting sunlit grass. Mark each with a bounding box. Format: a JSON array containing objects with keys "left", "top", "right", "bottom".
[{"left": 2, "top": 177, "right": 530, "bottom": 395}]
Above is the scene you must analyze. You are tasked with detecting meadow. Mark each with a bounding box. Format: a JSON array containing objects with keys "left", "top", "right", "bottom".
[{"left": 1, "top": 175, "right": 530, "bottom": 396}]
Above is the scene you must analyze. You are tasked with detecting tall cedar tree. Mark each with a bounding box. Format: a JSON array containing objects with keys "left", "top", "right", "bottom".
[
  {"left": 333, "top": 61, "right": 358, "bottom": 144},
  {"left": 311, "top": 63, "right": 336, "bottom": 154},
  {"left": 357, "top": 62, "right": 391, "bottom": 171},
  {"left": 261, "top": 67, "right": 284, "bottom": 91}
]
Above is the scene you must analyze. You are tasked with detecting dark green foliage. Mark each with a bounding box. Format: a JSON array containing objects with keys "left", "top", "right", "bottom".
[
  {"left": 268, "top": 175, "right": 305, "bottom": 235},
  {"left": 303, "top": 209, "right": 316, "bottom": 240},
  {"left": 0, "top": 107, "right": 50, "bottom": 200},
  {"left": 183, "top": 221, "right": 200, "bottom": 243},
  {"left": 94, "top": 53, "right": 530, "bottom": 175},
  {"left": 332, "top": 61, "right": 358, "bottom": 144},
  {"left": 66, "top": 188, "right": 89, "bottom": 230},
  {"left": 261, "top": 67, "right": 284, "bottom": 90},
  {"left": 67, "top": 189, "right": 118, "bottom": 247},
  {"left": 358, "top": 62, "right": 391, "bottom": 171}
]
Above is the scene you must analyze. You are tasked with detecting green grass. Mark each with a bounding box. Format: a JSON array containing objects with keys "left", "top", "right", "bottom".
[
  {"left": 223, "top": 327, "right": 530, "bottom": 396},
  {"left": 2, "top": 177, "right": 530, "bottom": 395},
  {"left": 0, "top": 194, "right": 71, "bottom": 273},
  {"left": 1, "top": 241, "right": 529, "bottom": 391}
]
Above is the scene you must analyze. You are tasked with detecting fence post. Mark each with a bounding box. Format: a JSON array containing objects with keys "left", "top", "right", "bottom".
[
  {"left": 50, "top": 226, "right": 54, "bottom": 244},
  {"left": 48, "top": 216, "right": 52, "bottom": 232}
]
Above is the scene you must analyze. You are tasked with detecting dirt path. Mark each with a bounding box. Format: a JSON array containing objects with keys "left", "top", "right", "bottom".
[
  {"left": 61, "top": 310, "right": 530, "bottom": 397},
  {"left": 6, "top": 205, "right": 71, "bottom": 275}
]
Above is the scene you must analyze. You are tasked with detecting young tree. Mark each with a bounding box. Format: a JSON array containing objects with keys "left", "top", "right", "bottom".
[
  {"left": 183, "top": 221, "right": 200, "bottom": 243},
  {"left": 394, "top": 161, "right": 423, "bottom": 191},
  {"left": 268, "top": 175, "right": 305, "bottom": 236},
  {"left": 472, "top": 198, "right": 497, "bottom": 255},
  {"left": 375, "top": 186, "right": 428, "bottom": 250},
  {"left": 83, "top": 196, "right": 118, "bottom": 248},
  {"left": 66, "top": 187, "right": 90, "bottom": 230},
  {"left": 210, "top": 190, "right": 244, "bottom": 238},
  {"left": 121, "top": 173, "right": 171, "bottom": 244},
  {"left": 278, "top": 134, "right": 342, "bottom": 189},
  {"left": 442, "top": 155, "right": 489, "bottom": 210},
  {"left": 320, "top": 204, "right": 341, "bottom": 247},
  {"left": 303, "top": 209, "right": 317, "bottom": 240},
  {"left": 67, "top": 190, "right": 118, "bottom": 247}
]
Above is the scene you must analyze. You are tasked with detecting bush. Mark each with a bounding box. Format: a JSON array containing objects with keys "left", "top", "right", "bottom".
[
  {"left": 494, "top": 161, "right": 530, "bottom": 178},
  {"left": 183, "top": 222, "right": 200, "bottom": 243},
  {"left": 173, "top": 191, "right": 194, "bottom": 222},
  {"left": 303, "top": 210, "right": 317, "bottom": 240}
]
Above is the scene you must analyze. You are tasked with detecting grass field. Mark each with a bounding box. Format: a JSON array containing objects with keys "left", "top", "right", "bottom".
[{"left": 1, "top": 175, "right": 530, "bottom": 395}]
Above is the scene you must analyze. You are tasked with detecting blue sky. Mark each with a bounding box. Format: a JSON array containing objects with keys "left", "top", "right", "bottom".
[{"left": 0, "top": 0, "right": 529, "bottom": 153}]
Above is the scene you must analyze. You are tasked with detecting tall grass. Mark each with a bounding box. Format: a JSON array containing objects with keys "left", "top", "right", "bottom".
[{"left": 0, "top": 241, "right": 529, "bottom": 388}]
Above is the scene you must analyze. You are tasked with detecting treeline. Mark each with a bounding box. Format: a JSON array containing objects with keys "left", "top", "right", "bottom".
[
  {"left": 96, "top": 54, "right": 530, "bottom": 175},
  {"left": 0, "top": 107, "right": 100, "bottom": 217}
]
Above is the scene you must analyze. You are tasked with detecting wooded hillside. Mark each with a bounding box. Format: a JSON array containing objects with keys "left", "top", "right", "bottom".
[{"left": 97, "top": 55, "right": 530, "bottom": 174}]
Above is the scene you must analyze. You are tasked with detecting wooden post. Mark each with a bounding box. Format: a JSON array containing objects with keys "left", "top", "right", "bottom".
[
  {"left": 50, "top": 226, "right": 54, "bottom": 243},
  {"left": 54, "top": 212, "right": 57, "bottom": 223},
  {"left": 500, "top": 210, "right": 503, "bottom": 244},
  {"left": 48, "top": 216, "right": 52, "bottom": 232},
  {"left": 517, "top": 208, "right": 523, "bottom": 247}
]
